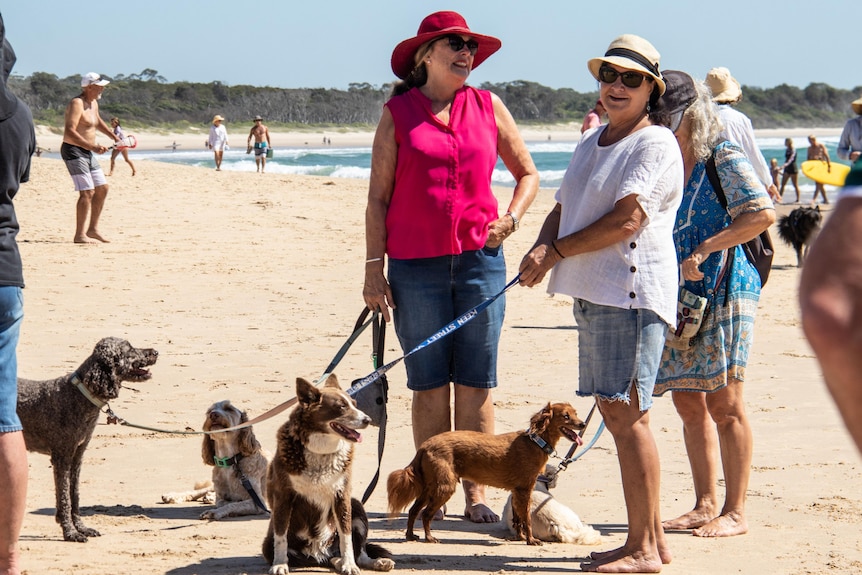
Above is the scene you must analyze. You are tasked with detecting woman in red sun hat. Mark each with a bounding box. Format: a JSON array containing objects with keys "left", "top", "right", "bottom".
[{"left": 363, "top": 11, "right": 538, "bottom": 524}]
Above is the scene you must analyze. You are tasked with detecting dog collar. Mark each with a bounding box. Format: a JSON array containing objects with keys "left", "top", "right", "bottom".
[
  {"left": 71, "top": 372, "right": 107, "bottom": 409},
  {"left": 527, "top": 431, "right": 555, "bottom": 455},
  {"left": 213, "top": 453, "right": 244, "bottom": 468}
]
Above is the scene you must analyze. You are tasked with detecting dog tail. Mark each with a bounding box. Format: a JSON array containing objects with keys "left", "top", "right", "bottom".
[
  {"left": 387, "top": 465, "right": 422, "bottom": 516},
  {"left": 365, "top": 542, "right": 394, "bottom": 560}
]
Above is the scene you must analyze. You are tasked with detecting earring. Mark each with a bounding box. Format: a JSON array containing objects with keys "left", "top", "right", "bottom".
[{"left": 646, "top": 103, "right": 651, "bottom": 113}]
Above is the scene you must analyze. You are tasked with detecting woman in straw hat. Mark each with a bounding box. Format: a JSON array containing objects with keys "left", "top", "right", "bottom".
[
  {"left": 653, "top": 71, "right": 774, "bottom": 538},
  {"left": 206, "top": 114, "right": 228, "bottom": 171},
  {"left": 519, "top": 34, "right": 679, "bottom": 572},
  {"left": 837, "top": 97, "right": 862, "bottom": 164},
  {"left": 362, "top": 11, "right": 538, "bottom": 524}
]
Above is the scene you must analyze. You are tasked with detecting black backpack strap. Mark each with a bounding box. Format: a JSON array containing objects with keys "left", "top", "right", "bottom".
[
  {"left": 705, "top": 145, "right": 728, "bottom": 211},
  {"left": 361, "top": 313, "right": 388, "bottom": 504}
]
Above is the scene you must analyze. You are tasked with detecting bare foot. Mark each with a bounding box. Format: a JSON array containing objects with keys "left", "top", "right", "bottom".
[
  {"left": 692, "top": 512, "right": 748, "bottom": 537},
  {"left": 582, "top": 551, "right": 662, "bottom": 573},
  {"left": 591, "top": 545, "right": 672, "bottom": 565},
  {"left": 86, "top": 230, "right": 110, "bottom": 243},
  {"left": 661, "top": 507, "right": 715, "bottom": 531},
  {"left": 74, "top": 235, "right": 98, "bottom": 244},
  {"left": 464, "top": 503, "right": 499, "bottom": 523}
]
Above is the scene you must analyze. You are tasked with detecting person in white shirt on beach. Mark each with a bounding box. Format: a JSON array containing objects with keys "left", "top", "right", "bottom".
[
  {"left": 206, "top": 115, "right": 228, "bottom": 171},
  {"left": 705, "top": 67, "right": 780, "bottom": 202}
]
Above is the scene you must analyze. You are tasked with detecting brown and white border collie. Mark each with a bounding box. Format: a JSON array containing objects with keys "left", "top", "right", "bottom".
[{"left": 262, "top": 375, "right": 394, "bottom": 575}]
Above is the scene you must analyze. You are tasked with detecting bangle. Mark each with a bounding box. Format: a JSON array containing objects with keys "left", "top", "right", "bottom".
[
  {"left": 551, "top": 240, "right": 564, "bottom": 259},
  {"left": 365, "top": 257, "right": 383, "bottom": 264}
]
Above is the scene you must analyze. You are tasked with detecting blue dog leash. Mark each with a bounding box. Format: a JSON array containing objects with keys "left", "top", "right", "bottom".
[{"left": 346, "top": 273, "right": 521, "bottom": 399}]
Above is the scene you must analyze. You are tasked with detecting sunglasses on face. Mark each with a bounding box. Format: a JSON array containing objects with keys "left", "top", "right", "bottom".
[
  {"left": 668, "top": 109, "right": 686, "bottom": 133},
  {"left": 443, "top": 35, "right": 479, "bottom": 55},
  {"left": 598, "top": 65, "right": 649, "bottom": 89}
]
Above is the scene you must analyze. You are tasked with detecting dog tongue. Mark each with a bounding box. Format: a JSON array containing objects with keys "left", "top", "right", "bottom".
[{"left": 331, "top": 422, "right": 362, "bottom": 443}]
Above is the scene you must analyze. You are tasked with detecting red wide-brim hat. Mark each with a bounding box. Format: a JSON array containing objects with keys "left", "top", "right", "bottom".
[{"left": 390, "top": 11, "right": 502, "bottom": 80}]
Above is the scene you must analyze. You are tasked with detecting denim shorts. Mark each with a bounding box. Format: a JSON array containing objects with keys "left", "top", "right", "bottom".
[
  {"left": 389, "top": 247, "right": 506, "bottom": 391},
  {"left": 572, "top": 299, "right": 667, "bottom": 412},
  {"left": 0, "top": 286, "right": 24, "bottom": 432}
]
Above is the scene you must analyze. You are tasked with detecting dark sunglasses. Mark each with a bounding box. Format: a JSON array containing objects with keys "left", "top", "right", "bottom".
[
  {"left": 598, "top": 65, "right": 650, "bottom": 89},
  {"left": 668, "top": 109, "right": 686, "bottom": 133},
  {"left": 442, "top": 35, "right": 479, "bottom": 55}
]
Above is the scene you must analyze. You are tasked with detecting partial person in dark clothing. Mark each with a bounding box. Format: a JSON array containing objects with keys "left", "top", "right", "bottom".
[{"left": 0, "top": 13, "right": 35, "bottom": 575}]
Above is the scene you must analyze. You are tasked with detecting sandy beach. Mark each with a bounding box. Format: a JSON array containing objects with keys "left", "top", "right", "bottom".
[{"left": 10, "top": 154, "right": 862, "bottom": 575}]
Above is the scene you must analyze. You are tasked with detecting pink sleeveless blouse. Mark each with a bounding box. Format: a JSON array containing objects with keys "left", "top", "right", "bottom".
[{"left": 385, "top": 86, "right": 499, "bottom": 259}]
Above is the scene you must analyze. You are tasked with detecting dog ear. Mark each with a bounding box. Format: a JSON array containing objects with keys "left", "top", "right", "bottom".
[
  {"left": 201, "top": 433, "right": 215, "bottom": 467},
  {"left": 237, "top": 410, "right": 261, "bottom": 456},
  {"left": 529, "top": 403, "right": 553, "bottom": 435},
  {"left": 296, "top": 377, "right": 322, "bottom": 405},
  {"left": 322, "top": 373, "right": 341, "bottom": 390}
]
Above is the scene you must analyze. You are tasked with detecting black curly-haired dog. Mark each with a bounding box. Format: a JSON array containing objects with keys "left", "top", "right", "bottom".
[
  {"left": 16, "top": 337, "right": 158, "bottom": 542},
  {"left": 778, "top": 206, "right": 822, "bottom": 267}
]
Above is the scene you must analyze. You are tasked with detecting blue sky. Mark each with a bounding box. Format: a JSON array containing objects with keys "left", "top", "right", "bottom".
[{"left": 3, "top": 1, "right": 858, "bottom": 93}]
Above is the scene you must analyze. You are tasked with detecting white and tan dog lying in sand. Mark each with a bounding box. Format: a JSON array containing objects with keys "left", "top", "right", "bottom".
[
  {"left": 502, "top": 464, "right": 601, "bottom": 545},
  {"left": 161, "top": 400, "right": 272, "bottom": 520}
]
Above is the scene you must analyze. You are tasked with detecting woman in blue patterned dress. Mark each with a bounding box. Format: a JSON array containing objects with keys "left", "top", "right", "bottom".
[{"left": 653, "top": 72, "right": 775, "bottom": 538}]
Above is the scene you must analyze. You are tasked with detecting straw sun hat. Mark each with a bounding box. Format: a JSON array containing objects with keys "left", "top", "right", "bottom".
[
  {"left": 588, "top": 34, "right": 666, "bottom": 95},
  {"left": 390, "top": 11, "right": 502, "bottom": 80},
  {"left": 212, "top": 115, "right": 224, "bottom": 123},
  {"left": 852, "top": 97, "right": 862, "bottom": 115},
  {"left": 705, "top": 67, "right": 742, "bottom": 104}
]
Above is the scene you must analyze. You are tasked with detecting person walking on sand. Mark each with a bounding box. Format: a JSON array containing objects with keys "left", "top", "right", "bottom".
[
  {"left": 108, "top": 117, "right": 135, "bottom": 176},
  {"left": 780, "top": 137, "right": 800, "bottom": 203},
  {"left": 61, "top": 72, "right": 118, "bottom": 244},
  {"left": 807, "top": 135, "right": 831, "bottom": 204},
  {"left": 206, "top": 115, "right": 228, "bottom": 171},
  {"left": 247, "top": 115, "right": 271, "bottom": 173},
  {"left": 0, "top": 15, "right": 36, "bottom": 575}
]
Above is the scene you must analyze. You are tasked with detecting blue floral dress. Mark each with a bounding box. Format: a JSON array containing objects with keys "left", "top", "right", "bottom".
[{"left": 654, "top": 141, "right": 773, "bottom": 395}]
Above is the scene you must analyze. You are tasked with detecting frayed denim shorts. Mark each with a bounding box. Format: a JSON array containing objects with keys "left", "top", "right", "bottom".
[
  {"left": 572, "top": 298, "right": 667, "bottom": 412},
  {"left": 388, "top": 247, "right": 506, "bottom": 392},
  {"left": 0, "top": 286, "right": 24, "bottom": 432}
]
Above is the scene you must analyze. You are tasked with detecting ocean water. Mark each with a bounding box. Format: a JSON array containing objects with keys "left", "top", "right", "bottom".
[{"left": 111, "top": 135, "right": 847, "bottom": 194}]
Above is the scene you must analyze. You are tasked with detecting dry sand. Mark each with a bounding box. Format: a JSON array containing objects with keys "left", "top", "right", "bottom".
[{"left": 11, "top": 154, "right": 862, "bottom": 575}]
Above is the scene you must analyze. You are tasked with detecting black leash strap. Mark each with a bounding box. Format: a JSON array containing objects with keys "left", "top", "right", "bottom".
[{"left": 360, "top": 311, "right": 388, "bottom": 504}]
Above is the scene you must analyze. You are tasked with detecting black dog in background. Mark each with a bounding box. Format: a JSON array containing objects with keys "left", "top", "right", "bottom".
[{"left": 778, "top": 206, "right": 822, "bottom": 267}]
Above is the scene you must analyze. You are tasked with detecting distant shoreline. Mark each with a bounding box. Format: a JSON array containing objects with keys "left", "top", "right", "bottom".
[{"left": 34, "top": 124, "right": 844, "bottom": 153}]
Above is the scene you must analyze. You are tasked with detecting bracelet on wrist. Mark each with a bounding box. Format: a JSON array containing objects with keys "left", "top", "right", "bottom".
[
  {"left": 551, "top": 240, "right": 564, "bottom": 259},
  {"left": 365, "top": 257, "right": 383, "bottom": 264}
]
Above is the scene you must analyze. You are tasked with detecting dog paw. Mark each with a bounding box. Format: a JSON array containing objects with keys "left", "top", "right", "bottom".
[
  {"left": 63, "top": 530, "right": 89, "bottom": 543},
  {"left": 373, "top": 558, "right": 396, "bottom": 572},
  {"left": 268, "top": 564, "right": 289, "bottom": 575},
  {"left": 527, "top": 536, "right": 543, "bottom": 546},
  {"left": 331, "top": 557, "right": 360, "bottom": 575}
]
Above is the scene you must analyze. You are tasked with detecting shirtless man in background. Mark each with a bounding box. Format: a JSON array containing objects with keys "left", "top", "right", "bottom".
[
  {"left": 247, "top": 115, "right": 271, "bottom": 173},
  {"left": 807, "top": 134, "right": 832, "bottom": 204},
  {"left": 61, "top": 72, "right": 117, "bottom": 243}
]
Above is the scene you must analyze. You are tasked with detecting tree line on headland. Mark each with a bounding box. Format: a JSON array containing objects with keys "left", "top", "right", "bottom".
[{"left": 9, "top": 69, "right": 861, "bottom": 131}]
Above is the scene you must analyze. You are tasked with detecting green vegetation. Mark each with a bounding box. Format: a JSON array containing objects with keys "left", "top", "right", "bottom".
[{"left": 9, "top": 70, "right": 861, "bottom": 131}]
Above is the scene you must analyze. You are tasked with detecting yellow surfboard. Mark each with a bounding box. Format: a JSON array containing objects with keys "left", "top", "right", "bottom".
[{"left": 801, "top": 160, "right": 851, "bottom": 187}]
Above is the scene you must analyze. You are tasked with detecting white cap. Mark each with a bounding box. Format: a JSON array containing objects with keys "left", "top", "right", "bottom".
[{"left": 81, "top": 72, "right": 109, "bottom": 87}]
